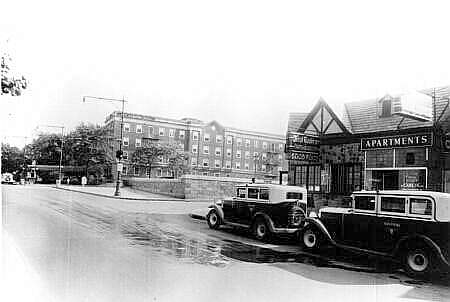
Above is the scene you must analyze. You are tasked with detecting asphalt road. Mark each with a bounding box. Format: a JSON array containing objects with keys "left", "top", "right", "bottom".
[{"left": 2, "top": 185, "right": 449, "bottom": 302}]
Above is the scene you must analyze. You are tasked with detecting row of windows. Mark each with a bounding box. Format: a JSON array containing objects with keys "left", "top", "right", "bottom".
[
  {"left": 120, "top": 123, "right": 283, "bottom": 150},
  {"left": 354, "top": 195, "right": 432, "bottom": 216},
  {"left": 189, "top": 158, "right": 273, "bottom": 171},
  {"left": 191, "top": 146, "right": 283, "bottom": 160}
]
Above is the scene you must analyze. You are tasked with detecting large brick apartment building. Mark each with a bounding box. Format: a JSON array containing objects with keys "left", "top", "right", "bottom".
[{"left": 104, "top": 112, "right": 288, "bottom": 181}]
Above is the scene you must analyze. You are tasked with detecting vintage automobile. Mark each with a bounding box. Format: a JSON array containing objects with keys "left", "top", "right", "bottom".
[
  {"left": 206, "top": 184, "right": 308, "bottom": 241},
  {"left": 300, "top": 190, "right": 450, "bottom": 277}
]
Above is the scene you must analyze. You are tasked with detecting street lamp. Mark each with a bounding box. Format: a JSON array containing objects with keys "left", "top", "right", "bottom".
[
  {"left": 83, "top": 95, "right": 126, "bottom": 196},
  {"left": 38, "top": 125, "right": 65, "bottom": 186}
]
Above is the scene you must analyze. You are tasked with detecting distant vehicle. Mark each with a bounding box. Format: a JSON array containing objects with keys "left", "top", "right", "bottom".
[
  {"left": 206, "top": 184, "right": 308, "bottom": 241},
  {"left": 1, "top": 173, "right": 15, "bottom": 184},
  {"left": 301, "top": 190, "right": 450, "bottom": 277}
]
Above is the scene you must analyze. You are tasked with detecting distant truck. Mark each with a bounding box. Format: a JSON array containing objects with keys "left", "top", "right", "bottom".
[{"left": 1, "top": 173, "right": 15, "bottom": 184}]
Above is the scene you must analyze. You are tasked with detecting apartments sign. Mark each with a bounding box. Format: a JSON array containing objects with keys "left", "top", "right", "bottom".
[{"left": 361, "top": 133, "right": 432, "bottom": 150}]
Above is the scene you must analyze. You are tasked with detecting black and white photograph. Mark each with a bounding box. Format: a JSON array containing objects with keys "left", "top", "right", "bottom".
[{"left": 1, "top": 1, "right": 449, "bottom": 301}]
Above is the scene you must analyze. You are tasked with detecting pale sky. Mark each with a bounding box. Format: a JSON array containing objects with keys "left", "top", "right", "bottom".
[{"left": 1, "top": 0, "right": 449, "bottom": 147}]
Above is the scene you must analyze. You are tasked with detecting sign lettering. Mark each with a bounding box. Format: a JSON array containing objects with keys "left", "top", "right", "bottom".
[
  {"left": 287, "top": 151, "right": 319, "bottom": 162},
  {"left": 361, "top": 133, "right": 432, "bottom": 150},
  {"left": 286, "top": 132, "right": 320, "bottom": 152}
]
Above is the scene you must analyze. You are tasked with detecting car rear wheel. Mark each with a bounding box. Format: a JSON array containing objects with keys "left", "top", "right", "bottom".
[
  {"left": 301, "top": 227, "right": 322, "bottom": 251},
  {"left": 206, "top": 209, "right": 221, "bottom": 230},
  {"left": 253, "top": 218, "right": 271, "bottom": 241},
  {"left": 403, "top": 247, "right": 434, "bottom": 278}
]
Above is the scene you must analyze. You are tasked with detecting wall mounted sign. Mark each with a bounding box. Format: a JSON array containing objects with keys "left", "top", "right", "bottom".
[
  {"left": 287, "top": 151, "right": 320, "bottom": 162},
  {"left": 286, "top": 132, "right": 320, "bottom": 152},
  {"left": 361, "top": 133, "right": 432, "bottom": 150}
]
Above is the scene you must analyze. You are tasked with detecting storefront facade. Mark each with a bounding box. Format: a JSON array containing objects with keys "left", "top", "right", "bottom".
[{"left": 287, "top": 89, "right": 450, "bottom": 207}]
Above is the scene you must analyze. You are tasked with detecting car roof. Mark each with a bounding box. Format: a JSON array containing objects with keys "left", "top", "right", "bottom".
[
  {"left": 236, "top": 183, "right": 307, "bottom": 192},
  {"left": 353, "top": 190, "right": 450, "bottom": 199}
]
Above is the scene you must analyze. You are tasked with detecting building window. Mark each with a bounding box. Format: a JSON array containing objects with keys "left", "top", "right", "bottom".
[
  {"left": 191, "top": 158, "right": 197, "bottom": 166},
  {"left": 381, "top": 99, "right": 392, "bottom": 117},
  {"left": 406, "top": 152, "right": 415, "bottom": 165},
  {"left": 216, "top": 135, "right": 223, "bottom": 143},
  {"left": 159, "top": 128, "right": 165, "bottom": 136},
  {"left": 122, "top": 166, "right": 127, "bottom": 175},
  {"left": 226, "top": 149, "right": 232, "bottom": 157},
  {"left": 193, "top": 132, "right": 199, "bottom": 140},
  {"left": 253, "top": 151, "right": 259, "bottom": 158},
  {"left": 262, "top": 142, "right": 267, "bottom": 149},
  {"left": 148, "top": 126, "right": 154, "bottom": 136},
  {"left": 330, "top": 163, "right": 363, "bottom": 194},
  {"left": 245, "top": 139, "right": 250, "bottom": 148},
  {"left": 214, "top": 173, "right": 220, "bottom": 177},
  {"left": 157, "top": 169, "right": 162, "bottom": 177},
  {"left": 202, "top": 172, "right": 209, "bottom": 176},
  {"left": 124, "top": 123, "right": 130, "bottom": 132},
  {"left": 214, "top": 159, "right": 221, "bottom": 168},
  {"left": 192, "top": 145, "right": 198, "bottom": 153},
  {"left": 134, "top": 166, "right": 140, "bottom": 176},
  {"left": 236, "top": 150, "right": 241, "bottom": 158},
  {"left": 244, "top": 162, "right": 249, "bottom": 170},
  {"left": 279, "top": 143, "right": 284, "bottom": 151},
  {"left": 204, "top": 133, "right": 210, "bottom": 142},
  {"left": 254, "top": 140, "right": 259, "bottom": 148},
  {"left": 203, "top": 159, "right": 209, "bottom": 167},
  {"left": 123, "top": 151, "right": 128, "bottom": 160},
  {"left": 135, "top": 138, "right": 141, "bottom": 147},
  {"left": 123, "top": 137, "right": 129, "bottom": 147},
  {"left": 225, "top": 161, "right": 231, "bottom": 169},
  {"left": 203, "top": 145, "right": 209, "bottom": 154},
  {"left": 293, "top": 164, "right": 322, "bottom": 192},
  {"left": 245, "top": 151, "right": 250, "bottom": 159},
  {"left": 169, "top": 129, "right": 175, "bottom": 137},
  {"left": 215, "top": 147, "right": 221, "bottom": 157},
  {"left": 158, "top": 155, "right": 163, "bottom": 163},
  {"left": 235, "top": 162, "right": 241, "bottom": 169},
  {"left": 136, "top": 124, "right": 142, "bottom": 133},
  {"left": 179, "top": 130, "right": 185, "bottom": 139},
  {"left": 236, "top": 138, "right": 242, "bottom": 147},
  {"left": 226, "top": 136, "right": 233, "bottom": 144},
  {"left": 278, "top": 154, "right": 283, "bottom": 160}
]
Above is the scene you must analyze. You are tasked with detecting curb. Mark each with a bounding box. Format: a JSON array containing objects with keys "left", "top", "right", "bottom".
[{"left": 53, "top": 186, "right": 213, "bottom": 203}]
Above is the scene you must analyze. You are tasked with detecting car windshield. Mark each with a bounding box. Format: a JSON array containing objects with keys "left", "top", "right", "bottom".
[{"left": 286, "top": 192, "right": 303, "bottom": 200}]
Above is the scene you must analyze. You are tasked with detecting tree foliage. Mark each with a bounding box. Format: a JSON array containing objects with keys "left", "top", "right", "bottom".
[
  {"left": 1, "top": 52, "right": 27, "bottom": 96},
  {"left": 1, "top": 143, "right": 25, "bottom": 174}
]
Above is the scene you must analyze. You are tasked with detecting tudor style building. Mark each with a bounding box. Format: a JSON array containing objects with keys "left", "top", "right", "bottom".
[
  {"left": 104, "top": 112, "right": 288, "bottom": 181},
  {"left": 287, "top": 86, "right": 450, "bottom": 205}
]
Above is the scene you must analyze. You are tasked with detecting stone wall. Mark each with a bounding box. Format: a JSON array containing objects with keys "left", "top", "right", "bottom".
[{"left": 123, "top": 175, "right": 251, "bottom": 200}]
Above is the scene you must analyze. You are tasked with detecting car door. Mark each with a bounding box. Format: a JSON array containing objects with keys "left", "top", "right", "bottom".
[
  {"left": 372, "top": 195, "right": 408, "bottom": 253},
  {"left": 232, "top": 187, "right": 248, "bottom": 223},
  {"left": 342, "top": 194, "right": 377, "bottom": 249},
  {"left": 222, "top": 187, "right": 245, "bottom": 222}
]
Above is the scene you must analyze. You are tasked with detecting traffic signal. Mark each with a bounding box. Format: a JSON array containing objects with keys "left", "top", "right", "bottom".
[{"left": 116, "top": 150, "right": 123, "bottom": 160}]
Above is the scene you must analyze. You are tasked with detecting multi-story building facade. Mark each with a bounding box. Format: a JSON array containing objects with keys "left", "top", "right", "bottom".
[{"left": 104, "top": 112, "right": 288, "bottom": 181}]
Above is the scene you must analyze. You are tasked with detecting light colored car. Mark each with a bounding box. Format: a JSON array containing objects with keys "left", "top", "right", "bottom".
[
  {"left": 301, "top": 190, "right": 450, "bottom": 277},
  {"left": 206, "top": 184, "right": 308, "bottom": 241}
]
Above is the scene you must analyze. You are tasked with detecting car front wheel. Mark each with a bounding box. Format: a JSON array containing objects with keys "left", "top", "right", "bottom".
[
  {"left": 301, "top": 227, "right": 322, "bottom": 251},
  {"left": 403, "top": 247, "right": 434, "bottom": 278},
  {"left": 206, "top": 209, "right": 221, "bottom": 230}
]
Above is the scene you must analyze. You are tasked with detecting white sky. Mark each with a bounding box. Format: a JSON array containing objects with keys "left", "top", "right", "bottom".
[{"left": 1, "top": 0, "right": 449, "bottom": 147}]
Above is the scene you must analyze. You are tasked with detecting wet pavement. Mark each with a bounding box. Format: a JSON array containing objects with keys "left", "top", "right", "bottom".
[{"left": 2, "top": 185, "right": 449, "bottom": 301}]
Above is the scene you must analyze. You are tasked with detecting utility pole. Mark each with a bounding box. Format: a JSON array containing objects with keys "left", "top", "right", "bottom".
[{"left": 83, "top": 95, "right": 126, "bottom": 196}]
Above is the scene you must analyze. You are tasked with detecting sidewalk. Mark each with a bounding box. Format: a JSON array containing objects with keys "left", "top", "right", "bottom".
[{"left": 54, "top": 185, "right": 212, "bottom": 202}]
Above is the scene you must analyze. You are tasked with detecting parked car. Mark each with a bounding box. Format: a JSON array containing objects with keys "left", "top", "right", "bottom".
[
  {"left": 206, "top": 184, "right": 308, "bottom": 241},
  {"left": 1, "top": 173, "right": 15, "bottom": 184},
  {"left": 300, "top": 190, "right": 450, "bottom": 277}
]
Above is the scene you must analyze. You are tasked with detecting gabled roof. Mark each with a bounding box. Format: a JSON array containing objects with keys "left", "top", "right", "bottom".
[
  {"left": 298, "top": 98, "right": 350, "bottom": 135},
  {"left": 287, "top": 112, "right": 309, "bottom": 133},
  {"left": 343, "top": 98, "right": 433, "bottom": 134}
]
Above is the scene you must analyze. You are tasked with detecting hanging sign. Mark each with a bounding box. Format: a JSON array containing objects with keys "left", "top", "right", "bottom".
[
  {"left": 286, "top": 132, "right": 320, "bottom": 152},
  {"left": 287, "top": 151, "right": 319, "bottom": 162},
  {"left": 361, "top": 133, "right": 432, "bottom": 150}
]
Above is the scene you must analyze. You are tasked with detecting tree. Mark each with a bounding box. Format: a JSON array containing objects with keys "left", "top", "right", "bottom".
[
  {"left": 130, "top": 142, "right": 169, "bottom": 178},
  {"left": 1, "top": 143, "right": 24, "bottom": 174},
  {"left": 166, "top": 144, "right": 189, "bottom": 178},
  {"left": 1, "top": 52, "right": 27, "bottom": 96},
  {"left": 26, "top": 133, "right": 63, "bottom": 165}
]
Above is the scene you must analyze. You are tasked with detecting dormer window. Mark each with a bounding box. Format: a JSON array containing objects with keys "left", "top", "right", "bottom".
[{"left": 381, "top": 99, "right": 392, "bottom": 117}]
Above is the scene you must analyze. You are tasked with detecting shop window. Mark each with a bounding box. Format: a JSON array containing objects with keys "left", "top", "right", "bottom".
[
  {"left": 354, "top": 195, "right": 376, "bottom": 211},
  {"left": 331, "top": 163, "right": 363, "bottom": 194},
  {"left": 410, "top": 198, "right": 432, "bottom": 216},
  {"left": 381, "top": 196, "right": 406, "bottom": 213},
  {"left": 406, "top": 152, "right": 415, "bottom": 165}
]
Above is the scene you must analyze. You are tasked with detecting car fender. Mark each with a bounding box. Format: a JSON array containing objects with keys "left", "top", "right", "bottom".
[
  {"left": 393, "top": 234, "right": 449, "bottom": 266},
  {"left": 251, "top": 212, "right": 276, "bottom": 233},
  {"left": 304, "top": 217, "right": 336, "bottom": 245},
  {"left": 207, "top": 204, "right": 225, "bottom": 221}
]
